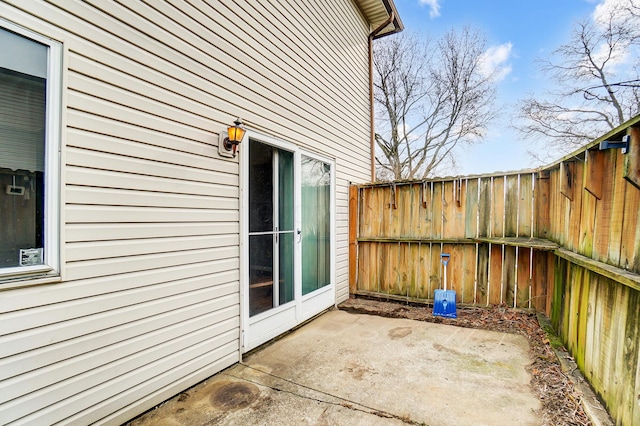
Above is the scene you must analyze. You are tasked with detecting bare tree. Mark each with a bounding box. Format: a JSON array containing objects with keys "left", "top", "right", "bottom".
[
  {"left": 373, "top": 28, "right": 498, "bottom": 181},
  {"left": 517, "top": 1, "right": 640, "bottom": 157}
]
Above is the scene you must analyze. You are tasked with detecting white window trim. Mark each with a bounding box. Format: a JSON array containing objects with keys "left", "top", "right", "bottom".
[{"left": 0, "top": 19, "right": 61, "bottom": 283}]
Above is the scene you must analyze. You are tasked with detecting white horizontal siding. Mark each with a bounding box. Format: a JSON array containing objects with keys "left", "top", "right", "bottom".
[
  {"left": 69, "top": 75, "right": 215, "bottom": 138},
  {"left": 68, "top": 93, "right": 212, "bottom": 147},
  {"left": 1, "top": 282, "right": 237, "bottom": 359},
  {"left": 335, "top": 174, "right": 365, "bottom": 302},
  {"left": 65, "top": 248, "right": 238, "bottom": 281},
  {"left": 1, "top": 295, "right": 239, "bottom": 424},
  {"left": 89, "top": 350, "right": 240, "bottom": 425},
  {"left": 12, "top": 335, "right": 239, "bottom": 425},
  {"left": 71, "top": 342, "right": 239, "bottom": 426},
  {"left": 66, "top": 146, "right": 236, "bottom": 186},
  {"left": 66, "top": 187, "right": 238, "bottom": 210},
  {"left": 67, "top": 112, "right": 220, "bottom": 162},
  {"left": 60, "top": 0, "right": 370, "bottom": 155},
  {"left": 0, "top": 262, "right": 237, "bottom": 313},
  {"left": 65, "top": 205, "right": 238, "bottom": 224},
  {"left": 81, "top": 1, "right": 364, "bottom": 139},
  {"left": 1, "top": 309, "right": 238, "bottom": 410},
  {"left": 0, "top": 280, "right": 237, "bottom": 380},
  {"left": 66, "top": 167, "right": 238, "bottom": 199},
  {"left": 65, "top": 222, "right": 239, "bottom": 242},
  {"left": 0, "top": 0, "right": 374, "bottom": 424},
  {"left": 65, "top": 235, "right": 238, "bottom": 262}
]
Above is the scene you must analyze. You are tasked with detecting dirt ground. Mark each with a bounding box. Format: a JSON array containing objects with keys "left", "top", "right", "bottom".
[{"left": 338, "top": 296, "right": 593, "bottom": 426}]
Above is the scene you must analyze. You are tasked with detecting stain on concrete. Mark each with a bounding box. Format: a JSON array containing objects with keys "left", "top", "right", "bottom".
[
  {"left": 433, "top": 342, "right": 462, "bottom": 355},
  {"left": 343, "top": 361, "right": 376, "bottom": 380},
  {"left": 388, "top": 326, "right": 412, "bottom": 339},
  {"left": 209, "top": 381, "right": 259, "bottom": 411}
]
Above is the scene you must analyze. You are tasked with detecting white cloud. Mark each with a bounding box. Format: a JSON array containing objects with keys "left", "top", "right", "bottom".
[
  {"left": 592, "top": 0, "right": 638, "bottom": 25},
  {"left": 419, "top": 0, "right": 441, "bottom": 18},
  {"left": 478, "top": 42, "right": 513, "bottom": 82}
]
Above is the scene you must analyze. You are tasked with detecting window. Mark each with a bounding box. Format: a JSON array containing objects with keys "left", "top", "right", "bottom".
[{"left": 0, "top": 20, "right": 61, "bottom": 281}]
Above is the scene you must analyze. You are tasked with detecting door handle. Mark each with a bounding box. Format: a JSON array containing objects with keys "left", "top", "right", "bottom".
[{"left": 297, "top": 228, "right": 302, "bottom": 242}]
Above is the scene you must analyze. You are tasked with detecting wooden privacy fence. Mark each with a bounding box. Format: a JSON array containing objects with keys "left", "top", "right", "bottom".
[
  {"left": 539, "top": 125, "right": 640, "bottom": 426},
  {"left": 348, "top": 173, "right": 555, "bottom": 311},
  {"left": 348, "top": 120, "right": 640, "bottom": 426}
]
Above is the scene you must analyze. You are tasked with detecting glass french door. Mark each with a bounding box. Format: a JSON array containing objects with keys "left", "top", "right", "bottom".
[
  {"left": 248, "top": 141, "right": 294, "bottom": 316},
  {"left": 244, "top": 137, "right": 334, "bottom": 352}
]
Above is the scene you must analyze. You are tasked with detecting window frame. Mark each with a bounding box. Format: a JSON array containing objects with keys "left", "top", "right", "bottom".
[{"left": 0, "top": 18, "right": 61, "bottom": 283}]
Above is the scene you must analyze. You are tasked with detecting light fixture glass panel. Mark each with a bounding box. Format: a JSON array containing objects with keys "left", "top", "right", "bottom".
[{"left": 227, "top": 123, "right": 245, "bottom": 143}]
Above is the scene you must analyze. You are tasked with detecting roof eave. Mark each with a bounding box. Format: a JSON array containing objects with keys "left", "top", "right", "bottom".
[{"left": 354, "top": 0, "right": 404, "bottom": 38}]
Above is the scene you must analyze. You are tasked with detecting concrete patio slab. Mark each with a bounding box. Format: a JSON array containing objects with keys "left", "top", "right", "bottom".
[{"left": 128, "top": 310, "right": 541, "bottom": 426}]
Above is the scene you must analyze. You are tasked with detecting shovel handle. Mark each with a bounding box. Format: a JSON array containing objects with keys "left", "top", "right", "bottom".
[{"left": 441, "top": 253, "right": 450, "bottom": 291}]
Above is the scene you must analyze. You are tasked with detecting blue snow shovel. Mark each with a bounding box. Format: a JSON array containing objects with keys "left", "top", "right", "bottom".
[{"left": 433, "top": 253, "right": 457, "bottom": 318}]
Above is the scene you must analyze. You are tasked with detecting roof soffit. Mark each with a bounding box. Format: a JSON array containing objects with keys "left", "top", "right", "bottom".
[{"left": 353, "top": 0, "right": 403, "bottom": 38}]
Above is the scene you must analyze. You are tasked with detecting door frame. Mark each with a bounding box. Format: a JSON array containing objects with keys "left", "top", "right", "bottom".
[{"left": 240, "top": 130, "right": 336, "bottom": 353}]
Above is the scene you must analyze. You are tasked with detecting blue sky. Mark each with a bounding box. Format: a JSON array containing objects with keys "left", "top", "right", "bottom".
[{"left": 390, "top": 0, "right": 606, "bottom": 175}]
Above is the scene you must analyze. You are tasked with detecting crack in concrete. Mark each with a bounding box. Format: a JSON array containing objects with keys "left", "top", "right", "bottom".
[{"left": 226, "top": 363, "right": 427, "bottom": 425}]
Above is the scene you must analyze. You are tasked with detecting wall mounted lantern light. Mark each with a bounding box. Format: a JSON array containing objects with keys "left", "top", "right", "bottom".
[{"left": 218, "top": 118, "right": 246, "bottom": 158}]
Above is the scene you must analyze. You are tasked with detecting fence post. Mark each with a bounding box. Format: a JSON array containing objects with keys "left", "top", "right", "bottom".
[{"left": 349, "top": 185, "right": 359, "bottom": 295}]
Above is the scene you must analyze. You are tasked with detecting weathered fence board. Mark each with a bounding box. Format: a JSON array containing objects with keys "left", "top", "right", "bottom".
[
  {"left": 621, "top": 181, "right": 640, "bottom": 270},
  {"left": 531, "top": 250, "right": 552, "bottom": 312},
  {"left": 476, "top": 243, "right": 489, "bottom": 304},
  {"left": 503, "top": 245, "right": 517, "bottom": 306},
  {"left": 518, "top": 173, "right": 533, "bottom": 237},
  {"left": 535, "top": 173, "right": 550, "bottom": 240},
  {"left": 460, "top": 243, "right": 476, "bottom": 304},
  {"left": 491, "top": 176, "right": 505, "bottom": 238},
  {"left": 516, "top": 247, "right": 531, "bottom": 308},
  {"left": 579, "top": 189, "right": 597, "bottom": 257},
  {"left": 478, "top": 177, "right": 491, "bottom": 237},
  {"left": 432, "top": 182, "right": 443, "bottom": 239},
  {"left": 608, "top": 153, "right": 626, "bottom": 265},
  {"left": 569, "top": 161, "right": 584, "bottom": 251},
  {"left": 594, "top": 151, "right": 616, "bottom": 262},
  {"left": 465, "top": 178, "right": 479, "bottom": 238},
  {"left": 504, "top": 175, "right": 518, "bottom": 237}
]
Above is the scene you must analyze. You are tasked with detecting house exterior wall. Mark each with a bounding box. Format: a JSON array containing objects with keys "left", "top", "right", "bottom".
[{"left": 0, "top": 0, "right": 373, "bottom": 424}]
